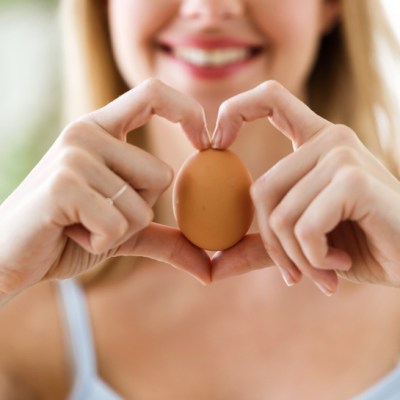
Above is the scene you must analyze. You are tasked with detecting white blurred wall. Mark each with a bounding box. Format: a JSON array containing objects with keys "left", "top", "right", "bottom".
[{"left": 383, "top": 0, "right": 400, "bottom": 40}]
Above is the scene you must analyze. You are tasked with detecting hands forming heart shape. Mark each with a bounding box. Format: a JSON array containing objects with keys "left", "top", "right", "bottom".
[{"left": 1, "top": 79, "right": 400, "bottom": 303}]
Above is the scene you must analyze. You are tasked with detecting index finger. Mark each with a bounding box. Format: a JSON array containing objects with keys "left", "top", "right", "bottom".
[
  {"left": 86, "top": 78, "right": 210, "bottom": 149},
  {"left": 213, "top": 80, "right": 330, "bottom": 150}
]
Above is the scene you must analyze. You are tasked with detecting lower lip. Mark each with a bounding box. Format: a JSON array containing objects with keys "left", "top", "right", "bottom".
[{"left": 164, "top": 52, "right": 261, "bottom": 79}]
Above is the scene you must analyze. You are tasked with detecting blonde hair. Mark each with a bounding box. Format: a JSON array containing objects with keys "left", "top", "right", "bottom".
[
  {"left": 308, "top": 0, "right": 400, "bottom": 175},
  {"left": 60, "top": 0, "right": 399, "bottom": 172},
  {"left": 60, "top": 0, "right": 400, "bottom": 282},
  {"left": 60, "top": 0, "right": 125, "bottom": 119}
]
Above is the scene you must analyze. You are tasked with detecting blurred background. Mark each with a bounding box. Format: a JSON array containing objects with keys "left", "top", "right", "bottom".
[
  {"left": 0, "top": 0, "right": 400, "bottom": 202},
  {"left": 0, "top": 0, "right": 59, "bottom": 201}
]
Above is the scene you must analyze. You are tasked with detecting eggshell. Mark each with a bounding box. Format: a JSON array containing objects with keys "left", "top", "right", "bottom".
[{"left": 173, "top": 149, "right": 254, "bottom": 251}]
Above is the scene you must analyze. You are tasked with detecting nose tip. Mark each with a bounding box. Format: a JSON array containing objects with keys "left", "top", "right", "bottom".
[{"left": 181, "top": 0, "right": 244, "bottom": 21}]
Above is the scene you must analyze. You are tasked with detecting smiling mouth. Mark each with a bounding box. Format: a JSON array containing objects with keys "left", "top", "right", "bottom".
[{"left": 160, "top": 44, "right": 263, "bottom": 68}]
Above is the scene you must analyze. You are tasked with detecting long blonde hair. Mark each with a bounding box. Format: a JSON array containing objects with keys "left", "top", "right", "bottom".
[
  {"left": 60, "top": 0, "right": 399, "bottom": 173},
  {"left": 308, "top": 0, "right": 400, "bottom": 175},
  {"left": 60, "top": 0, "right": 400, "bottom": 282}
]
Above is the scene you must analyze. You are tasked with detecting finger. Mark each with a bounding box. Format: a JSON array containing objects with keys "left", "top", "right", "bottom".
[
  {"left": 86, "top": 169, "right": 157, "bottom": 250},
  {"left": 87, "top": 78, "right": 210, "bottom": 149},
  {"left": 63, "top": 144, "right": 171, "bottom": 208},
  {"left": 249, "top": 132, "right": 364, "bottom": 294},
  {"left": 98, "top": 136, "right": 174, "bottom": 206},
  {"left": 252, "top": 176, "right": 337, "bottom": 294},
  {"left": 54, "top": 150, "right": 156, "bottom": 255},
  {"left": 57, "top": 178, "right": 130, "bottom": 254},
  {"left": 98, "top": 181, "right": 154, "bottom": 248},
  {"left": 250, "top": 180, "right": 303, "bottom": 286},
  {"left": 118, "top": 223, "right": 211, "bottom": 285},
  {"left": 251, "top": 177, "right": 338, "bottom": 294},
  {"left": 270, "top": 201, "right": 342, "bottom": 295},
  {"left": 295, "top": 167, "right": 369, "bottom": 270},
  {"left": 269, "top": 147, "right": 365, "bottom": 272},
  {"left": 210, "top": 233, "right": 276, "bottom": 281},
  {"left": 213, "top": 80, "right": 330, "bottom": 149}
]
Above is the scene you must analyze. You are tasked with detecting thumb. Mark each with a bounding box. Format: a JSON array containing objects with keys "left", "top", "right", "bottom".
[
  {"left": 211, "top": 233, "right": 274, "bottom": 281},
  {"left": 118, "top": 223, "right": 211, "bottom": 285}
]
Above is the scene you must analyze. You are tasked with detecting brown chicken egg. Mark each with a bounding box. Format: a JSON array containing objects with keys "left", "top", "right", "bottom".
[{"left": 173, "top": 149, "right": 254, "bottom": 251}]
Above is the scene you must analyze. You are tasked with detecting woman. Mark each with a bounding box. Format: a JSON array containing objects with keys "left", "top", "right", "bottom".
[{"left": 0, "top": 0, "right": 400, "bottom": 398}]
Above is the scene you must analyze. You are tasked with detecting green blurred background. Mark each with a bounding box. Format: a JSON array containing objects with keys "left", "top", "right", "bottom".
[{"left": 0, "top": 0, "right": 60, "bottom": 201}]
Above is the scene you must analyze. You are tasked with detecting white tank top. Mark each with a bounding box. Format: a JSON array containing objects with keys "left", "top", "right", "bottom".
[
  {"left": 57, "top": 278, "right": 400, "bottom": 399},
  {"left": 57, "top": 278, "right": 122, "bottom": 400}
]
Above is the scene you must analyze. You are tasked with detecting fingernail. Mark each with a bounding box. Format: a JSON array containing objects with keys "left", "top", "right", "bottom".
[
  {"left": 278, "top": 267, "right": 296, "bottom": 287},
  {"left": 314, "top": 281, "right": 334, "bottom": 297},
  {"left": 212, "top": 128, "right": 222, "bottom": 149},
  {"left": 202, "top": 128, "right": 210, "bottom": 149}
]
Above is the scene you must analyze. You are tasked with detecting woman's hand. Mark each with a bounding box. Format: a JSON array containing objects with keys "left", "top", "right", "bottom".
[
  {"left": 211, "top": 81, "right": 400, "bottom": 295},
  {"left": 0, "top": 79, "right": 211, "bottom": 303}
]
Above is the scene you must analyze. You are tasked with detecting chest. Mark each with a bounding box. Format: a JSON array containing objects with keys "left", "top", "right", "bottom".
[{"left": 87, "top": 285, "right": 400, "bottom": 400}]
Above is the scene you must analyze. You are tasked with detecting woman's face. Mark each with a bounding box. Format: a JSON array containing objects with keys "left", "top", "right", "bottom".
[{"left": 108, "top": 0, "right": 339, "bottom": 108}]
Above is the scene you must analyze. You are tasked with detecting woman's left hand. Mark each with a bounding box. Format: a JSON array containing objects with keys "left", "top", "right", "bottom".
[{"left": 210, "top": 81, "right": 400, "bottom": 295}]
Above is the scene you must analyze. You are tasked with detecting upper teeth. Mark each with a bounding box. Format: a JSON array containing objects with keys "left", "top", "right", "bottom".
[{"left": 174, "top": 47, "right": 249, "bottom": 67}]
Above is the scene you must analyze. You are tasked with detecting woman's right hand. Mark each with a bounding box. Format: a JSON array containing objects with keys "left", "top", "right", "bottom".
[{"left": 0, "top": 79, "right": 211, "bottom": 303}]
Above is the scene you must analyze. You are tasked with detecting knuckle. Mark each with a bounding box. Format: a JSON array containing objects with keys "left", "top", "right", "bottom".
[
  {"left": 294, "top": 220, "right": 314, "bottom": 244},
  {"left": 330, "top": 124, "right": 359, "bottom": 146},
  {"left": 140, "top": 78, "right": 170, "bottom": 114},
  {"left": 141, "top": 77, "right": 164, "bottom": 97},
  {"left": 269, "top": 207, "right": 289, "bottom": 233},
  {"left": 336, "top": 165, "right": 368, "bottom": 192},
  {"left": 257, "top": 80, "right": 283, "bottom": 97},
  {"left": 218, "top": 99, "right": 236, "bottom": 117},
  {"left": 93, "top": 218, "right": 129, "bottom": 254},
  {"left": 95, "top": 222, "right": 129, "bottom": 254},
  {"left": 147, "top": 161, "right": 174, "bottom": 192},
  {"left": 251, "top": 173, "right": 277, "bottom": 209},
  {"left": 48, "top": 168, "right": 79, "bottom": 200},
  {"left": 158, "top": 164, "right": 174, "bottom": 190},
  {"left": 59, "top": 119, "right": 93, "bottom": 146},
  {"left": 250, "top": 180, "right": 267, "bottom": 208},
  {"left": 57, "top": 147, "right": 88, "bottom": 168},
  {"left": 325, "top": 146, "right": 360, "bottom": 167}
]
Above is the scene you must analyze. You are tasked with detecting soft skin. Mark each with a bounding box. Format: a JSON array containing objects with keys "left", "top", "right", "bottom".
[
  {"left": 211, "top": 81, "right": 400, "bottom": 295},
  {"left": 108, "top": 0, "right": 340, "bottom": 121},
  {"left": 1, "top": 0, "right": 400, "bottom": 398},
  {"left": 107, "top": 0, "right": 400, "bottom": 296},
  {"left": 0, "top": 81, "right": 212, "bottom": 304}
]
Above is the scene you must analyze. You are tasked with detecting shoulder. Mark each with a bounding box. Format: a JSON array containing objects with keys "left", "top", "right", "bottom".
[{"left": 0, "top": 280, "right": 70, "bottom": 398}]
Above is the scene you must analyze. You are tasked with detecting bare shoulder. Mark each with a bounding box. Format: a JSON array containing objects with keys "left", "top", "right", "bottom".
[{"left": 0, "top": 280, "right": 70, "bottom": 398}]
